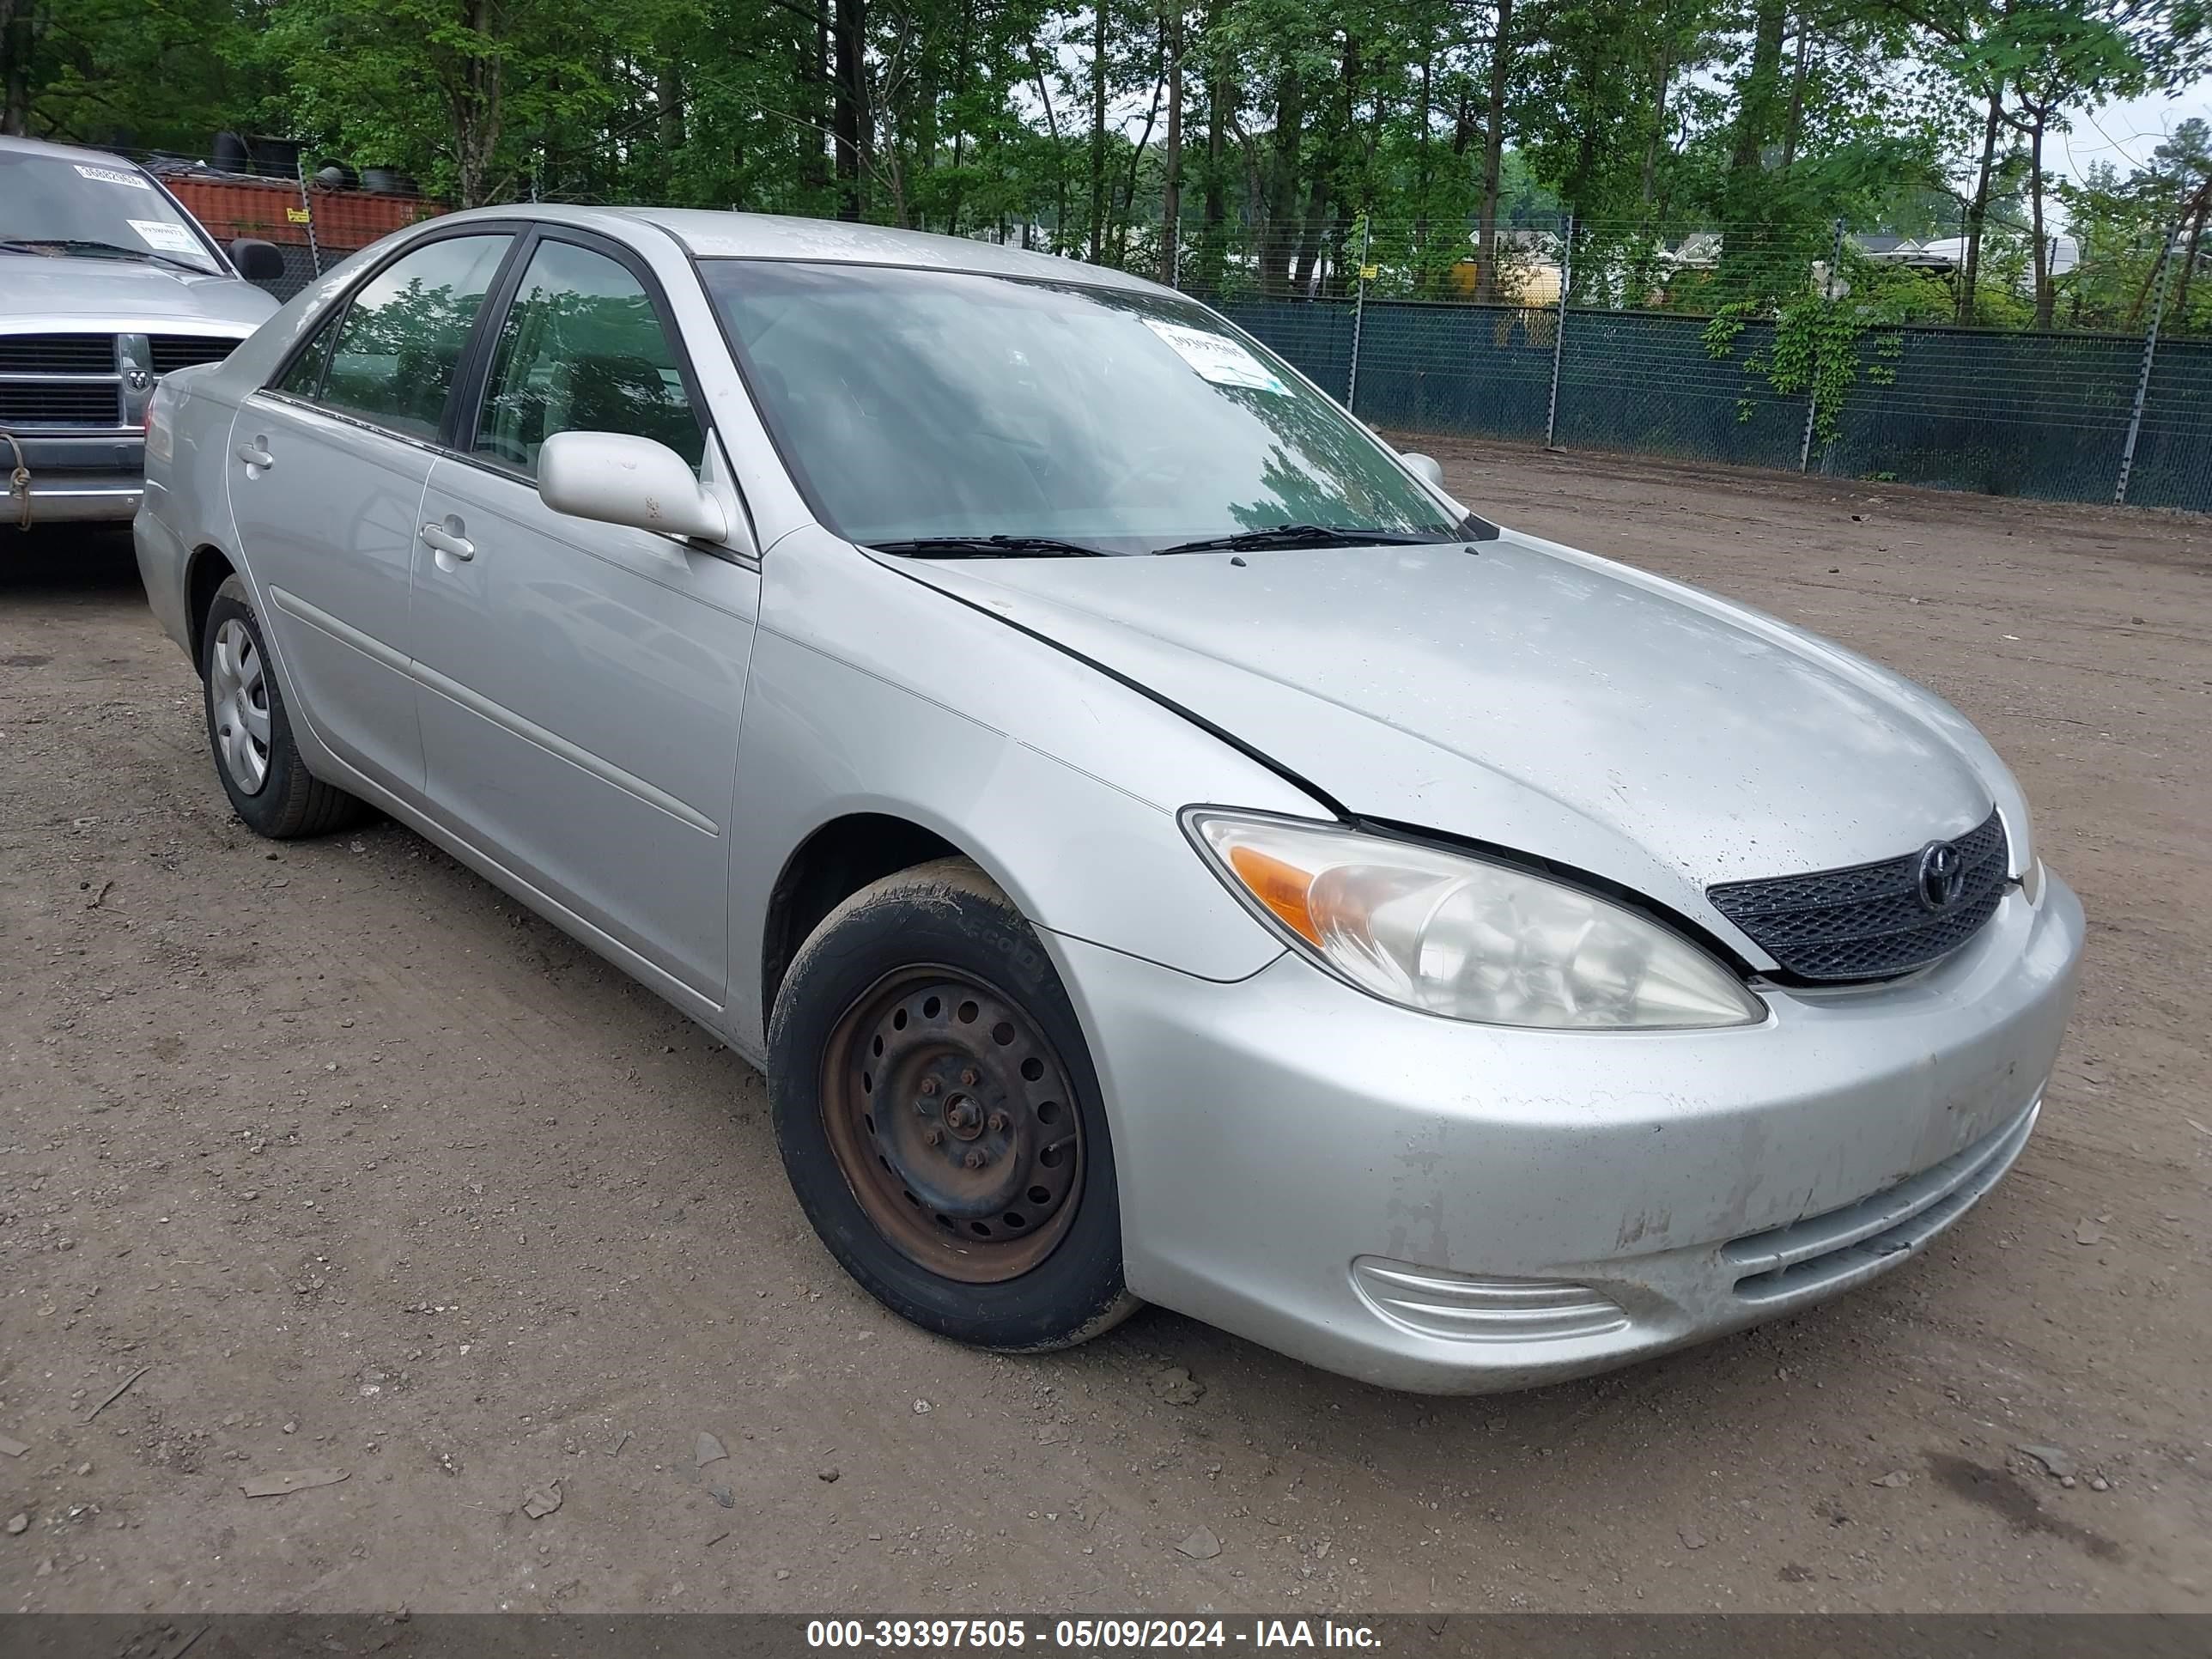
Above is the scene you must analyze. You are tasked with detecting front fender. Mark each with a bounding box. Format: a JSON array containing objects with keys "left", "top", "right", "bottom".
[{"left": 726, "top": 530, "right": 1319, "bottom": 1057}]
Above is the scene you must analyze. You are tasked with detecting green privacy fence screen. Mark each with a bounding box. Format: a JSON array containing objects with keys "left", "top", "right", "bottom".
[{"left": 1212, "top": 297, "right": 2212, "bottom": 514}]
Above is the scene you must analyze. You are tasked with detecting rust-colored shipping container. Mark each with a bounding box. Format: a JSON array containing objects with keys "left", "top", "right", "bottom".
[{"left": 161, "top": 172, "right": 446, "bottom": 297}]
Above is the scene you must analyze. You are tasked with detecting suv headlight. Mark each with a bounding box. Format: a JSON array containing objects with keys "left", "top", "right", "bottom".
[{"left": 1187, "top": 812, "right": 1765, "bottom": 1030}]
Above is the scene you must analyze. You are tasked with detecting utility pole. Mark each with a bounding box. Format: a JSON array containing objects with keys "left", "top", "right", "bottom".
[
  {"left": 1545, "top": 213, "right": 1575, "bottom": 448},
  {"left": 1346, "top": 216, "right": 1373, "bottom": 410},
  {"left": 2115, "top": 222, "right": 2183, "bottom": 507},
  {"left": 1802, "top": 217, "right": 1845, "bottom": 472}
]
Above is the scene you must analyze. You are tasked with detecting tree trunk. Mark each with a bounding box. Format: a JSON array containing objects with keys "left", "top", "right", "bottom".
[
  {"left": 1779, "top": 15, "right": 1808, "bottom": 174},
  {"left": 2029, "top": 110, "right": 2053, "bottom": 329},
  {"left": 1262, "top": 61, "right": 1304, "bottom": 296},
  {"left": 832, "top": 0, "right": 867, "bottom": 222},
  {"left": 1414, "top": 47, "right": 1431, "bottom": 286},
  {"left": 1028, "top": 46, "right": 1069, "bottom": 252},
  {"left": 1725, "top": 0, "right": 1787, "bottom": 182},
  {"left": 1114, "top": 49, "right": 1164, "bottom": 263},
  {"left": 2174, "top": 199, "right": 2209, "bottom": 324},
  {"left": 798, "top": 15, "right": 830, "bottom": 198},
  {"left": 1161, "top": 1, "right": 1182, "bottom": 285},
  {"left": 1291, "top": 170, "right": 1327, "bottom": 295},
  {"left": 1958, "top": 79, "right": 2003, "bottom": 325},
  {"left": 0, "top": 0, "right": 37, "bottom": 137},
  {"left": 944, "top": 9, "right": 973, "bottom": 235},
  {"left": 1199, "top": 2, "right": 1229, "bottom": 294},
  {"left": 654, "top": 58, "right": 684, "bottom": 196},
  {"left": 453, "top": 0, "right": 505, "bottom": 208},
  {"left": 1640, "top": 38, "right": 1674, "bottom": 206},
  {"left": 1089, "top": 0, "right": 1109, "bottom": 260},
  {"left": 1474, "top": 0, "right": 1513, "bottom": 302}
]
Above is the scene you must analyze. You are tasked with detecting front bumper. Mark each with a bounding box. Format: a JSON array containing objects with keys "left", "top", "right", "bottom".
[
  {"left": 1055, "top": 872, "right": 2084, "bottom": 1393},
  {"left": 2, "top": 433, "right": 146, "bottom": 526},
  {"left": 9, "top": 471, "right": 143, "bottom": 524}
]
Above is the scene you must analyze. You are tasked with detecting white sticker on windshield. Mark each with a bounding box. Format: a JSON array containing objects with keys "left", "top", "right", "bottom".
[
  {"left": 1141, "top": 318, "right": 1287, "bottom": 394},
  {"left": 128, "top": 218, "right": 200, "bottom": 255},
  {"left": 76, "top": 162, "right": 151, "bottom": 190}
]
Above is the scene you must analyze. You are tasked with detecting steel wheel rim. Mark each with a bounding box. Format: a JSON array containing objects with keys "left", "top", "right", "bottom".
[
  {"left": 209, "top": 617, "right": 271, "bottom": 794},
  {"left": 820, "top": 966, "right": 1085, "bottom": 1283}
]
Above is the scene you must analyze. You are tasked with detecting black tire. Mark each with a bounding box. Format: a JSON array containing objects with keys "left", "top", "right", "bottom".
[
  {"left": 769, "top": 857, "right": 1139, "bottom": 1351},
  {"left": 200, "top": 574, "right": 367, "bottom": 839}
]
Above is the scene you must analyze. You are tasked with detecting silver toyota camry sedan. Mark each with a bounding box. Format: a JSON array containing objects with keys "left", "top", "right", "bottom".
[{"left": 135, "top": 207, "right": 2084, "bottom": 1393}]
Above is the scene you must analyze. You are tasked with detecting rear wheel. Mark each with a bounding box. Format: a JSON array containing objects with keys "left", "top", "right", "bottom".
[
  {"left": 769, "top": 858, "right": 1139, "bottom": 1350},
  {"left": 201, "top": 575, "right": 367, "bottom": 839}
]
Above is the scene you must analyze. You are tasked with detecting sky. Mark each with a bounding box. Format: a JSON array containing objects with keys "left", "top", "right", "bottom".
[{"left": 2057, "top": 82, "right": 2212, "bottom": 183}]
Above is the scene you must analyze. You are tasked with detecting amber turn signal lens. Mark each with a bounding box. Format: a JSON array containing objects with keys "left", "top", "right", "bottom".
[{"left": 1226, "top": 844, "right": 1321, "bottom": 945}]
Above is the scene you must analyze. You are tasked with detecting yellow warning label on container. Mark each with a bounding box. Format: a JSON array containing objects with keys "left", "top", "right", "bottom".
[{"left": 286, "top": 207, "right": 312, "bottom": 224}]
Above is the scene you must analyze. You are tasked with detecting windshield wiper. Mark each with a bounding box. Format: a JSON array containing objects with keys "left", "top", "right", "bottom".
[
  {"left": 0, "top": 238, "right": 208, "bottom": 273},
  {"left": 869, "top": 535, "right": 1108, "bottom": 559},
  {"left": 1155, "top": 524, "right": 1454, "bottom": 556}
]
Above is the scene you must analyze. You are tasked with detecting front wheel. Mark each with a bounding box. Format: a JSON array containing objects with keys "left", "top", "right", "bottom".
[{"left": 769, "top": 858, "right": 1139, "bottom": 1351}]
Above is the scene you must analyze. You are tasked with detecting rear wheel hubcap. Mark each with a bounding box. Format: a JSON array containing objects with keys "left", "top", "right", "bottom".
[
  {"left": 822, "top": 969, "right": 1083, "bottom": 1282},
  {"left": 209, "top": 617, "right": 270, "bottom": 794}
]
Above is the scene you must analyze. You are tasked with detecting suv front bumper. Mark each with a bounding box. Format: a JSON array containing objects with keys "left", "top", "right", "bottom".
[{"left": 3, "top": 432, "right": 144, "bottom": 526}]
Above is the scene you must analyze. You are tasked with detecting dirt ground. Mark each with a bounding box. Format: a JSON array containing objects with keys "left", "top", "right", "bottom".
[{"left": 2, "top": 441, "right": 2207, "bottom": 1617}]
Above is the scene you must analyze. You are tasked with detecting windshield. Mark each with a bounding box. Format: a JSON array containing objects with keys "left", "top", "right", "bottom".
[
  {"left": 0, "top": 151, "right": 221, "bottom": 275},
  {"left": 700, "top": 260, "right": 1460, "bottom": 556}
]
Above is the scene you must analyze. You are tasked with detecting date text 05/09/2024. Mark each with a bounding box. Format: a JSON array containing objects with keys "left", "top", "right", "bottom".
[{"left": 805, "top": 1620, "right": 1383, "bottom": 1650}]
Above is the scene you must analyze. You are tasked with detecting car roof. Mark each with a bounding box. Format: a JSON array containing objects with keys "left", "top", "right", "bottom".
[
  {"left": 429, "top": 203, "right": 1170, "bottom": 298},
  {"left": 0, "top": 134, "right": 143, "bottom": 170}
]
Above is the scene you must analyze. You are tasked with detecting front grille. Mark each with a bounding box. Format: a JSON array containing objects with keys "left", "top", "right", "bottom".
[
  {"left": 149, "top": 335, "right": 239, "bottom": 375},
  {"left": 1707, "top": 808, "right": 2009, "bottom": 981},
  {"left": 0, "top": 380, "right": 123, "bottom": 426},
  {"left": 0, "top": 333, "right": 115, "bottom": 374},
  {"left": 0, "top": 331, "right": 124, "bottom": 428}
]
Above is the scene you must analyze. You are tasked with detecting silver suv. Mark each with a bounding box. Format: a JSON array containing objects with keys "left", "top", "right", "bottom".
[{"left": 1, "top": 135, "right": 282, "bottom": 528}]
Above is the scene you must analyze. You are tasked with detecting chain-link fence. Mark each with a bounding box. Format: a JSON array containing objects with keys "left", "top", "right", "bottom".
[
  {"left": 1224, "top": 291, "right": 2212, "bottom": 513},
  {"left": 144, "top": 156, "right": 2212, "bottom": 515}
]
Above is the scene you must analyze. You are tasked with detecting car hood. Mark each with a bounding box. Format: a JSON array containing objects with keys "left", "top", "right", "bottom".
[
  {"left": 891, "top": 531, "right": 2027, "bottom": 952},
  {"left": 0, "top": 252, "right": 277, "bottom": 333}
]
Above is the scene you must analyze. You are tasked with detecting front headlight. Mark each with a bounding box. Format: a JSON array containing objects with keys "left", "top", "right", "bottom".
[{"left": 1187, "top": 812, "right": 1765, "bottom": 1030}]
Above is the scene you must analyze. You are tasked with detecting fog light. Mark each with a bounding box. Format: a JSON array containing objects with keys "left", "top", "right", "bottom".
[{"left": 1351, "top": 1257, "right": 1628, "bottom": 1344}]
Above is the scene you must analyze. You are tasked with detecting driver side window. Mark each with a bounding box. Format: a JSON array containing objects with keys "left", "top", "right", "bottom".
[{"left": 472, "top": 239, "right": 704, "bottom": 477}]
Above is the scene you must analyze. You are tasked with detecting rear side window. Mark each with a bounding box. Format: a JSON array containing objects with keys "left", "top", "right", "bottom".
[
  {"left": 472, "top": 238, "right": 703, "bottom": 476},
  {"left": 319, "top": 234, "right": 512, "bottom": 441},
  {"left": 274, "top": 312, "right": 339, "bottom": 398}
]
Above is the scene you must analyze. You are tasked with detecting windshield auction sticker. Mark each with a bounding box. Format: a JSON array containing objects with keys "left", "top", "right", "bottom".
[
  {"left": 127, "top": 218, "right": 202, "bottom": 255},
  {"left": 76, "top": 162, "right": 152, "bottom": 189},
  {"left": 1141, "top": 318, "right": 1288, "bottom": 394}
]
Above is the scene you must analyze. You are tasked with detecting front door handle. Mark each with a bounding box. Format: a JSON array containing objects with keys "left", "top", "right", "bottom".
[
  {"left": 419, "top": 521, "right": 475, "bottom": 562},
  {"left": 235, "top": 439, "right": 274, "bottom": 469}
]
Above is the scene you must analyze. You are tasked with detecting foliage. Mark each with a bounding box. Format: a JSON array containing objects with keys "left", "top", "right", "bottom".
[
  {"left": 0, "top": 0, "right": 2203, "bottom": 332},
  {"left": 1704, "top": 244, "right": 1954, "bottom": 441}
]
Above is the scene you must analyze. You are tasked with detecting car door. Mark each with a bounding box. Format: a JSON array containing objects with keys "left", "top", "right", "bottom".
[
  {"left": 227, "top": 229, "right": 518, "bottom": 795},
  {"left": 409, "top": 228, "right": 758, "bottom": 1009}
]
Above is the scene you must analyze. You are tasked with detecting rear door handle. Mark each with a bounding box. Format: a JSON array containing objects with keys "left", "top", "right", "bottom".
[
  {"left": 235, "top": 441, "right": 274, "bottom": 469},
  {"left": 419, "top": 521, "right": 475, "bottom": 562}
]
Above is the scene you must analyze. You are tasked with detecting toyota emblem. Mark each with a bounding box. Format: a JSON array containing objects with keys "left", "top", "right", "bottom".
[{"left": 1915, "top": 839, "right": 1966, "bottom": 912}]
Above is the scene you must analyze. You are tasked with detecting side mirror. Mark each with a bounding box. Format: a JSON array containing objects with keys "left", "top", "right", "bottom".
[
  {"left": 229, "top": 238, "right": 286, "bottom": 283},
  {"left": 1400, "top": 451, "right": 1445, "bottom": 489},
  {"left": 538, "top": 431, "right": 728, "bottom": 543}
]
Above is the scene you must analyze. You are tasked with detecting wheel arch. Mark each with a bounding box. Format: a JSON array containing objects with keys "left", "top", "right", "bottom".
[
  {"left": 185, "top": 543, "right": 240, "bottom": 675},
  {"left": 761, "top": 811, "right": 971, "bottom": 1031}
]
